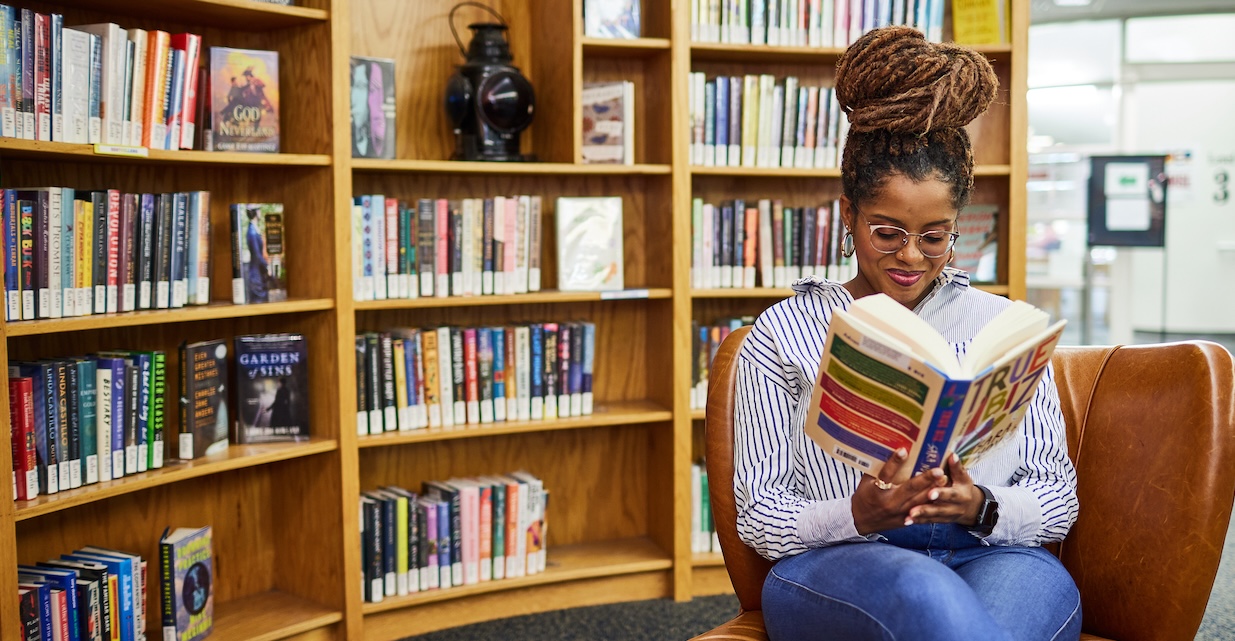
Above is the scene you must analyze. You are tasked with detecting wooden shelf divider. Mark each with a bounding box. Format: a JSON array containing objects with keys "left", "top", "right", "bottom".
[
  {"left": 5, "top": 298, "right": 335, "bottom": 336},
  {"left": 209, "top": 590, "right": 343, "bottom": 641}
]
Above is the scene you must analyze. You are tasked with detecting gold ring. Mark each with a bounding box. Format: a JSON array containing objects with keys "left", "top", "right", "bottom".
[{"left": 872, "top": 478, "right": 895, "bottom": 490}]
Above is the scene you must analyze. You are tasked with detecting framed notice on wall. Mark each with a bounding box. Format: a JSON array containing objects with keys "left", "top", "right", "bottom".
[{"left": 1087, "top": 155, "right": 1168, "bottom": 247}]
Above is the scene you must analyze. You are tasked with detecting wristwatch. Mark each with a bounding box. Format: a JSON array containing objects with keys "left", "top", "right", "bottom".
[{"left": 970, "top": 484, "right": 999, "bottom": 536}]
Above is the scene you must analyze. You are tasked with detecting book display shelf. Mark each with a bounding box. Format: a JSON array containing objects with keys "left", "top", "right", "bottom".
[{"left": 0, "top": 0, "right": 1028, "bottom": 639}]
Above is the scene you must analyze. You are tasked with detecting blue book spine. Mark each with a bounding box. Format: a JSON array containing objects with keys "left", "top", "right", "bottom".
[
  {"left": 359, "top": 196, "right": 374, "bottom": 284},
  {"left": 76, "top": 358, "right": 98, "bottom": 484},
  {"left": 130, "top": 353, "right": 150, "bottom": 472},
  {"left": 97, "top": 356, "right": 126, "bottom": 477},
  {"left": 490, "top": 327, "right": 505, "bottom": 413},
  {"left": 137, "top": 193, "right": 155, "bottom": 309},
  {"left": 14, "top": 363, "right": 54, "bottom": 493},
  {"left": 163, "top": 48, "right": 184, "bottom": 149},
  {"left": 529, "top": 323, "right": 544, "bottom": 404},
  {"left": 703, "top": 79, "right": 715, "bottom": 160},
  {"left": 18, "top": 565, "right": 80, "bottom": 641},
  {"left": 169, "top": 192, "right": 188, "bottom": 307},
  {"left": 185, "top": 191, "right": 201, "bottom": 303},
  {"left": 27, "top": 581, "right": 53, "bottom": 641},
  {"left": 436, "top": 500, "right": 450, "bottom": 585},
  {"left": 65, "top": 553, "right": 132, "bottom": 641},
  {"left": 86, "top": 33, "right": 100, "bottom": 143},
  {"left": 59, "top": 187, "right": 74, "bottom": 315},
  {"left": 0, "top": 7, "right": 13, "bottom": 138},
  {"left": 714, "top": 76, "right": 729, "bottom": 154},
  {"left": 5, "top": 189, "right": 17, "bottom": 320},
  {"left": 582, "top": 322, "right": 595, "bottom": 409},
  {"left": 912, "top": 378, "right": 973, "bottom": 476}
]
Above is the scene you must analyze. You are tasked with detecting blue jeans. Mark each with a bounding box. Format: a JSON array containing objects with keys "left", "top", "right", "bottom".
[{"left": 762, "top": 524, "right": 1082, "bottom": 641}]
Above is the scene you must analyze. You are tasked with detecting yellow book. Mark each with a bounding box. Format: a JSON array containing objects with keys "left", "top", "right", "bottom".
[
  {"left": 951, "top": 0, "right": 1009, "bottom": 46},
  {"left": 393, "top": 338, "right": 409, "bottom": 431},
  {"left": 742, "top": 74, "right": 760, "bottom": 167},
  {"left": 77, "top": 199, "right": 92, "bottom": 316}
]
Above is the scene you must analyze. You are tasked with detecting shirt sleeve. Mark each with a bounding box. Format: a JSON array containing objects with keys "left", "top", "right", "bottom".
[
  {"left": 732, "top": 319, "right": 869, "bottom": 560},
  {"left": 982, "top": 363, "right": 1080, "bottom": 546}
]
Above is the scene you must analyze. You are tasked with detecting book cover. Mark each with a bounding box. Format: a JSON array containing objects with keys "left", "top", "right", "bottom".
[
  {"left": 803, "top": 294, "right": 1066, "bottom": 483},
  {"left": 209, "top": 46, "right": 278, "bottom": 152},
  {"left": 953, "top": 204, "right": 998, "bottom": 283},
  {"left": 580, "top": 81, "right": 632, "bottom": 165},
  {"left": 555, "top": 196, "right": 624, "bottom": 291},
  {"left": 178, "top": 339, "right": 228, "bottom": 460},
  {"left": 230, "top": 203, "right": 287, "bottom": 304},
  {"left": 349, "top": 56, "right": 395, "bottom": 159},
  {"left": 159, "top": 525, "right": 212, "bottom": 641},
  {"left": 232, "top": 333, "right": 309, "bottom": 443},
  {"left": 583, "top": 0, "right": 641, "bottom": 38}
]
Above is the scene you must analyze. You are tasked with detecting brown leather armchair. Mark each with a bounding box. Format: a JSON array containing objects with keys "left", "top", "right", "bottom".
[{"left": 693, "top": 326, "right": 1235, "bottom": 641}]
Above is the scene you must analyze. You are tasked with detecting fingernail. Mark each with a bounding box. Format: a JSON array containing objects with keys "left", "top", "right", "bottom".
[
  {"left": 931, "top": 468, "right": 944, "bottom": 477},
  {"left": 896, "top": 448, "right": 907, "bottom": 459},
  {"left": 952, "top": 453, "right": 960, "bottom": 463},
  {"left": 904, "top": 518, "right": 914, "bottom": 526},
  {"left": 929, "top": 490, "right": 939, "bottom": 501}
]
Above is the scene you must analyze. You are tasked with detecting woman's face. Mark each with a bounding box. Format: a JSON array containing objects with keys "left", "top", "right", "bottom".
[{"left": 842, "top": 173, "right": 957, "bottom": 309}]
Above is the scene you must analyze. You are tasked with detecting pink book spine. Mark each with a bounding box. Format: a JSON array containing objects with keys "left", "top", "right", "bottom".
[
  {"left": 105, "top": 190, "right": 121, "bottom": 312},
  {"left": 505, "top": 481, "right": 520, "bottom": 577},
  {"left": 435, "top": 198, "right": 449, "bottom": 297},
  {"left": 478, "top": 485, "right": 493, "bottom": 581},
  {"left": 462, "top": 484, "right": 479, "bottom": 585},
  {"left": 385, "top": 197, "right": 398, "bottom": 282},
  {"left": 503, "top": 198, "right": 517, "bottom": 280}
]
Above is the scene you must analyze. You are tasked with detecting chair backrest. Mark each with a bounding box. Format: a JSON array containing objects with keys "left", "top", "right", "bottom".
[
  {"left": 1052, "top": 342, "right": 1235, "bottom": 641},
  {"left": 705, "top": 326, "right": 772, "bottom": 612},
  {"left": 707, "top": 330, "right": 1235, "bottom": 638}
]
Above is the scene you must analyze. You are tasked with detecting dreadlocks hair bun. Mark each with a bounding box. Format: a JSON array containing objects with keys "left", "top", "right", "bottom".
[{"left": 834, "top": 26, "right": 998, "bottom": 135}]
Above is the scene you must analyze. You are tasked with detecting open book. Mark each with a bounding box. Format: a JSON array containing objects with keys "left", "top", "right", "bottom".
[{"left": 804, "top": 294, "right": 1067, "bottom": 483}]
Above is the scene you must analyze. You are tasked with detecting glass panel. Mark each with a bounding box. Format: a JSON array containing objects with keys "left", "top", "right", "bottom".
[
  {"left": 1126, "top": 14, "right": 1235, "bottom": 63},
  {"left": 1028, "top": 20, "right": 1121, "bottom": 88},
  {"left": 1027, "top": 85, "right": 1117, "bottom": 148}
]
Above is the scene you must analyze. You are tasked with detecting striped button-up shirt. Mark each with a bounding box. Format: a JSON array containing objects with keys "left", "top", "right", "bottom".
[{"left": 734, "top": 268, "right": 1079, "bottom": 560}]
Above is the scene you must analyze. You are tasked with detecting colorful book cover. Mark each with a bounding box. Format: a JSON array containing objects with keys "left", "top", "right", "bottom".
[
  {"left": 583, "top": 0, "right": 641, "bottom": 38},
  {"left": 349, "top": 56, "right": 395, "bottom": 159},
  {"left": 177, "top": 339, "right": 228, "bottom": 460},
  {"left": 232, "top": 333, "right": 309, "bottom": 443},
  {"left": 953, "top": 204, "right": 999, "bottom": 283},
  {"left": 230, "top": 202, "right": 286, "bottom": 304},
  {"left": 554, "top": 196, "right": 624, "bottom": 291},
  {"left": 159, "top": 525, "right": 213, "bottom": 641},
  {"left": 580, "top": 81, "right": 629, "bottom": 164},
  {"left": 209, "top": 46, "right": 278, "bottom": 152}
]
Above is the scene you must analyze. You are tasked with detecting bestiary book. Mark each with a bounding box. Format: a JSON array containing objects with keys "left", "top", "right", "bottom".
[
  {"left": 209, "top": 47, "right": 279, "bottom": 152},
  {"left": 232, "top": 333, "right": 309, "bottom": 444},
  {"left": 804, "top": 294, "right": 1066, "bottom": 483}
]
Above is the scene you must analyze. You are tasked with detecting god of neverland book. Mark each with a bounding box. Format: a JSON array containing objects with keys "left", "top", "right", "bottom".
[{"left": 804, "top": 293, "right": 1066, "bottom": 484}]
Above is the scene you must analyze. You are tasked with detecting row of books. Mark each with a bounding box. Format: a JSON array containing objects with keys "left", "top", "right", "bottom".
[
  {"left": 581, "top": 81, "right": 636, "bottom": 165},
  {"left": 0, "top": 7, "right": 202, "bottom": 149},
  {"left": 351, "top": 195, "right": 544, "bottom": 302},
  {"left": 1, "top": 189, "right": 211, "bottom": 322},
  {"left": 691, "top": 317, "right": 754, "bottom": 410},
  {"left": 688, "top": 74, "right": 849, "bottom": 170},
  {"left": 7, "top": 333, "right": 309, "bottom": 501},
  {"left": 691, "top": 197, "right": 857, "bottom": 291},
  {"left": 356, "top": 322, "right": 597, "bottom": 436},
  {"left": 690, "top": 461, "right": 721, "bottom": 554},
  {"left": 690, "top": 0, "right": 947, "bottom": 47},
  {"left": 17, "top": 545, "right": 147, "bottom": 641},
  {"left": 361, "top": 473, "right": 547, "bottom": 603}
]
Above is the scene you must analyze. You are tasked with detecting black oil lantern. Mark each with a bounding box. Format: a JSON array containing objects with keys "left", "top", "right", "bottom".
[{"left": 445, "top": 3, "right": 536, "bottom": 162}]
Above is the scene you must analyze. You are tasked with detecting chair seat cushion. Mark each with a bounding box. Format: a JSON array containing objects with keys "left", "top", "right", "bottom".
[
  {"left": 690, "top": 611, "right": 769, "bottom": 641},
  {"left": 1081, "top": 634, "right": 1113, "bottom": 641}
]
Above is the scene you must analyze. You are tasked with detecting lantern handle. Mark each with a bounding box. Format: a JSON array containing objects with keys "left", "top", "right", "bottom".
[{"left": 449, "top": 2, "right": 509, "bottom": 59}]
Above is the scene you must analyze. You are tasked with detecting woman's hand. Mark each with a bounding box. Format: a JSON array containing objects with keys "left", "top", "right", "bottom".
[
  {"left": 905, "top": 452, "right": 985, "bottom": 527},
  {"left": 851, "top": 448, "right": 950, "bottom": 535}
]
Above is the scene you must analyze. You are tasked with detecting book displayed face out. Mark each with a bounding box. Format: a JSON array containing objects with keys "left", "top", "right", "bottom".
[{"left": 555, "top": 197, "right": 624, "bottom": 291}]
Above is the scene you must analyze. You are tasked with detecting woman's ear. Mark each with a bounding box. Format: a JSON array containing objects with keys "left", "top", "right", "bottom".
[{"left": 839, "top": 195, "right": 855, "bottom": 232}]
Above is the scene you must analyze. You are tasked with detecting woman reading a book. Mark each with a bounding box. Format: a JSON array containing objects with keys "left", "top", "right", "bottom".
[{"left": 733, "top": 26, "right": 1081, "bottom": 641}]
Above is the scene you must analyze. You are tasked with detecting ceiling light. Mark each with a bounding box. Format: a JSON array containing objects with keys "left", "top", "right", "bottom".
[{"left": 1052, "top": 0, "right": 1093, "bottom": 6}]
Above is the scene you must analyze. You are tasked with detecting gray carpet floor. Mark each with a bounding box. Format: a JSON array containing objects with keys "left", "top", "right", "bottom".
[{"left": 402, "top": 517, "right": 1235, "bottom": 641}]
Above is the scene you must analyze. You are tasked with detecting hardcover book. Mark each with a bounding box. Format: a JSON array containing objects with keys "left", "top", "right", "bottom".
[
  {"left": 555, "top": 196, "right": 624, "bottom": 291},
  {"left": 178, "top": 339, "right": 228, "bottom": 460},
  {"left": 581, "top": 81, "right": 633, "bottom": 165},
  {"left": 349, "top": 56, "right": 396, "bottom": 159},
  {"left": 233, "top": 333, "right": 309, "bottom": 443},
  {"left": 230, "top": 203, "right": 287, "bottom": 304},
  {"left": 952, "top": 204, "right": 998, "bottom": 283},
  {"left": 209, "top": 47, "right": 279, "bottom": 152},
  {"left": 583, "top": 0, "right": 641, "bottom": 39},
  {"left": 804, "top": 294, "right": 1066, "bottom": 483},
  {"left": 159, "top": 525, "right": 213, "bottom": 641}
]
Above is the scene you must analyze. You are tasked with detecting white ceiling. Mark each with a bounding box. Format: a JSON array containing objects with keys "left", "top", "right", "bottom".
[{"left": 1030, "top": 0, "right": 1235, "bottom": 24}]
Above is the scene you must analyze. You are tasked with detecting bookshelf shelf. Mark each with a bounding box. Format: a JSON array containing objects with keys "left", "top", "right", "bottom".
[
  {"left": 50, "top": 0, "right": 330, "bottom": 30},
  {"left": 211, "top": 590, "right": 343, "bottom": 641},
  {"left": 351, "top": 159, "right": 672, "bottom": 175},
  {"left": 692, "top": 553, "right": 726, "bottom": 568},
  {"left": 691, "top": 164, "right": 1011, "bottom": 178},
  {"left": 690, "top": 42, "right": 845, "bottom": 63},
  {"left": 975, "top": 165, "right": 1013, "bottom": 177},
  {"left": 354, "top": 289, "right": 673, "bottom": 310},
  {"left": 361, "top": 536, "right": 672, "bottom": 614},
  {"left": 976, "top": 284, "right": 1010, "bottom": 296},
  {"left": 691, "top": 409, "right": 705, "bottom": 421},
  {"left": 357, "top": 401, "right": 672, "bottom": 448},
  {"left": 14, "top": 438, "right": 338, "bottom": 521},
  {"left": 4, "top": 298, "right": 335, "bottom": 336},
  {"left": 691, "top": 288, "right": 794, "bottom": 299},
  {"left": 582, "top": 37, "right": 672, "bottom": 58},
  {"left": 0, "top": 138, "right": 331, "bottom": 166}
]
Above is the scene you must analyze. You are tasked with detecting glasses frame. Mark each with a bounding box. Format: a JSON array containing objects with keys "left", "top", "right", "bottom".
[{"left": 856, "top": 211, "right": 960, "bottom": 259}]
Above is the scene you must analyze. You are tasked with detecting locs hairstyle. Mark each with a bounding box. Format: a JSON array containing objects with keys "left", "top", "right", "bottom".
[{"left": 834, "top": 26, "right": 999, "bottom": 211}]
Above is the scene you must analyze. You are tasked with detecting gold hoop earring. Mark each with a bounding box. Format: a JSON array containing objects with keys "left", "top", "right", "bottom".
[{"left": 841, "top": 232, "right": 855, "bottom": 258}]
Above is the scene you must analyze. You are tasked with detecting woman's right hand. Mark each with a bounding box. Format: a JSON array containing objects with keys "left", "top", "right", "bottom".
[{"left": 850, "top": 448, "right": 950, "bottom": 535}]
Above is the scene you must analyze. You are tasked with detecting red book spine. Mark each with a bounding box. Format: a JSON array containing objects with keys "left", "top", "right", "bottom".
[
  {"left": 9, "top": 377, "right": 38, "bottom": 500},
  {"left": 463, "top": 327, "right": 479, "bottom": 424},
  {"left": 105, "top": 189, "right": 121, "bottom": 312},
  {"left": 33, "top": 13, "right": 50, "bottom": 141},
  {"left": 385, "top": 197, "right": 398, "bottom": 294},
  {"left": 434, "top": 198, "right": 449, "bottom": 297},
  {"left": 169, "top": 33, "right": 201, "bottom": 149}
]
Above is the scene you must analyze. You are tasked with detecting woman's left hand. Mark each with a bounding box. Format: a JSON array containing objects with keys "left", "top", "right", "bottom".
[{"left": 905, "top": 452, "right": 985, "bottom": 527}]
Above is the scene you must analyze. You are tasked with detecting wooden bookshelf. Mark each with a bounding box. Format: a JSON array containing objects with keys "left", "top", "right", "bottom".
[{"left": 0, "top": 0, "right": 1030, "bottom": 639}]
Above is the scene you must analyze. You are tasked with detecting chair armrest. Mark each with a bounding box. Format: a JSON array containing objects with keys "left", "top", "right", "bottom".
[{"left": 689, "top": 611, "right": 769, "bottom": 641}]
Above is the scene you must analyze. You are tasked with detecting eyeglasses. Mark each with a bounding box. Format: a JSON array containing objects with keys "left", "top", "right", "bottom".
[{"left": 859, "top": 213, "right": 959, "bottom": 259}]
